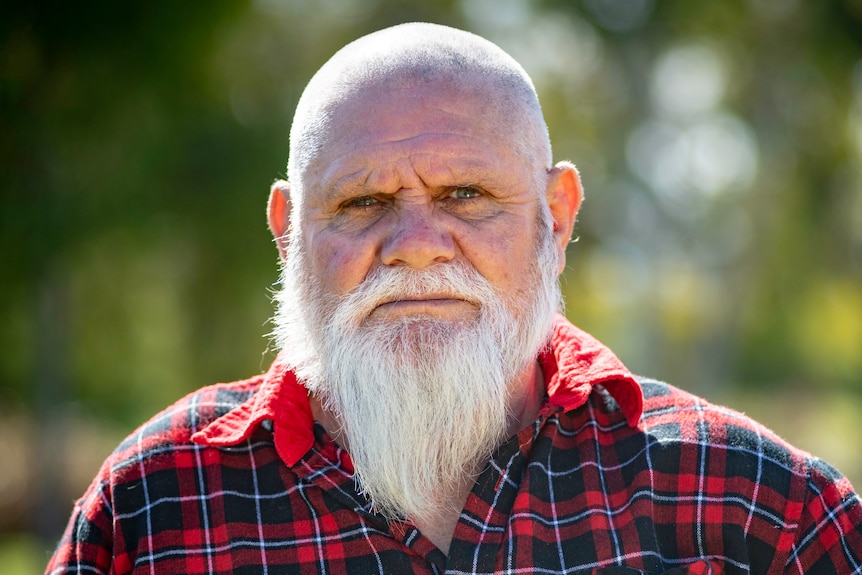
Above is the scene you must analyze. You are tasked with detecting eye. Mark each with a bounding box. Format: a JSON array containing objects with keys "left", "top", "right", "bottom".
[
  {"left": 448, "top": 186, "right": 481, "bottom": 200},
  {"left": 343, "top": 196, "right": 379, "bottom": 208}
]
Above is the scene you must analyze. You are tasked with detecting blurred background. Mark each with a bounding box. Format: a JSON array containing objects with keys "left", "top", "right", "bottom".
[{"left": 2, "top": 0, "right": 862, "bottom": 571}]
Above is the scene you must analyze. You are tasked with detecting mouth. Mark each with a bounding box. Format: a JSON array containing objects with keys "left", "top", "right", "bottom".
[{"left": 372, "top": 294, "right": 477, "bottom": 316}]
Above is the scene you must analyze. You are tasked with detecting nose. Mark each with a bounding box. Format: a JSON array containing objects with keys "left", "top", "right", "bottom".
[{"left": 380, "top": 205, "right": 456, "bottom": 269}]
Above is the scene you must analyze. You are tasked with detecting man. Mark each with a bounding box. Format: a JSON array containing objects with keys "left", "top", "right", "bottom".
[{"left": 48, "top": 22, "right": 862, "bottom": 574}]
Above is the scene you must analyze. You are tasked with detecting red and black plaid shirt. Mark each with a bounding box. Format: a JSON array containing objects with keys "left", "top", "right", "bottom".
[{"left": 48, "top": 316, "right": 862, "bottom": 574}]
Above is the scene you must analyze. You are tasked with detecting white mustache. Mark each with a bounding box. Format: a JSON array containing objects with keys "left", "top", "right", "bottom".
[{"left": 334, "top": 263, "right": 498, "bottom": 325}]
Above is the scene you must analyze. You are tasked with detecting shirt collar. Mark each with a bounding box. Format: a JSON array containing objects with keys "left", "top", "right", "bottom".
[
  {"left": 191, "top": 354, "right": 316, "bottom": 467},
  {"left": 192, "top": 314, "right": 643, "bottom": 466},
  {"left": 539, "top": 315, "right": 643, "bottom": 427}
]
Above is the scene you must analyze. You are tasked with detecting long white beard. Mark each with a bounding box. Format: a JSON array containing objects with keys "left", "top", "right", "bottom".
[{"left": 271, "top": 207, "right": 561, "bottom": 522}]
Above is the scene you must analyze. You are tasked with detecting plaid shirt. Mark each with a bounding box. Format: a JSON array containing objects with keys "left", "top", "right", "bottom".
[{"left": 48, "top": 316, "right": 862, "bottom": 574}]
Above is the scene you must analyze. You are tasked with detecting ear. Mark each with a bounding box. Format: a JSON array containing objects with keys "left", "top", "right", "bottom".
[
  {"left": 545, "top": 161, "right": 584, "bottom": 274},
  {"left": 267, "top": 179, "right": 292, "bottom": 260}
]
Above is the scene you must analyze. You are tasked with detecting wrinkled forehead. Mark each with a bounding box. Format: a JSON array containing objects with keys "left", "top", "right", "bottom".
[
  {"left": 322, "top": 82, "right": 530, "bottom": 187},
  {"left": 309, "top": 79, "right": 541, "bottom": 201}
]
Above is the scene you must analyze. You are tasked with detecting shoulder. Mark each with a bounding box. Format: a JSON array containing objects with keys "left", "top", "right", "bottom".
[
  {"left": 101, "top": 376, "right": 264, "bottom": 482},
  {"left": 631, "top": 377, "right": 857, "bottom": 510},
  {"left": 637, "top": 377, "right": 807, "bottom": 466},
  {"left": 549, "top": 379, "right": 862, "bottom": 571},
  {"left": 639, "top": 377, "right": 786, "bottom": 442},
  {"left": 46, "top": 377, "right": 267, "bottom": 571}
]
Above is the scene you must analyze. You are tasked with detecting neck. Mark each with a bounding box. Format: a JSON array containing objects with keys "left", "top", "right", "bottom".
[{"left": 505, "top": 359, "right": 546, "bottom": 437}]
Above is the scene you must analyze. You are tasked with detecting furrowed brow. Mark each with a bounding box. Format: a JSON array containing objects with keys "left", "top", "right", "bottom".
[{"left": 324, "top": 169, "right": 373, "bottom": 204}]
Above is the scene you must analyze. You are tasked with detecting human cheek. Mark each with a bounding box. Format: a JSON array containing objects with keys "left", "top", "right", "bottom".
[
  {"left": 314, "top": 235, "right": 376, "bottom": 295},
  {"left": 468, "top": 226, "right": 534, "bottom": 293},
  {"left": 459, "top": 228, "right": 511, "bottom": 282}
]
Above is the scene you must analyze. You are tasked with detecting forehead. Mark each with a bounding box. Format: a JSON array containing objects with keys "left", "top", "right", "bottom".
[{"left": 302, "top": 81, "right": 532, "bottom": 199}]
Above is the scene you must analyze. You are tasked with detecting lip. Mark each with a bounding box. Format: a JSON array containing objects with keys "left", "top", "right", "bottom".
[
  {"left": 373, "top": 296, "right": 475, "bottom": 315},
  {"left": 378, "top": 297, "right": 463, "bottom": 307}
]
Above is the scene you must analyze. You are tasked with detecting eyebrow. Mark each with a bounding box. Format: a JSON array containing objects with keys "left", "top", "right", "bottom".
[
  {"left": 324, "top": 169, "right": 373, "bottom": 204},
  {"left": 322, "top": 156, "right": 503, "bottom": 204}
]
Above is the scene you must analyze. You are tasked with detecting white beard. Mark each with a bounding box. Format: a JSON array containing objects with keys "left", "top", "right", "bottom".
[{"left": 271, "top": 206, "right": 561, "bottom": 522}]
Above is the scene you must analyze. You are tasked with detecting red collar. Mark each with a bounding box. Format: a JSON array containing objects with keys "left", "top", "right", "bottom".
[
  {"left": 192, "top": 315, "right": 643, "bottom": 466},
  {"left": 539, "top": 316, "right": 642, "bottom": 426}
]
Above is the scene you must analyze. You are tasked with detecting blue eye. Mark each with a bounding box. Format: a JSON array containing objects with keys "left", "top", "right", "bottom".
[{"left": 450, "top": 187, "right": 480, "bottom": 199}]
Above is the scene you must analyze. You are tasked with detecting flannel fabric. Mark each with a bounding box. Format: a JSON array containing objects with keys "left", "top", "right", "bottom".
[{"left": 47, "top": 316, "right": 862, "bottom": 574}]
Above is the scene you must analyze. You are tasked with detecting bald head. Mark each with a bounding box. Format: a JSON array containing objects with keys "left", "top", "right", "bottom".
[{"left": 286, "top": 23, "right": 552, "bottom": 209}]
